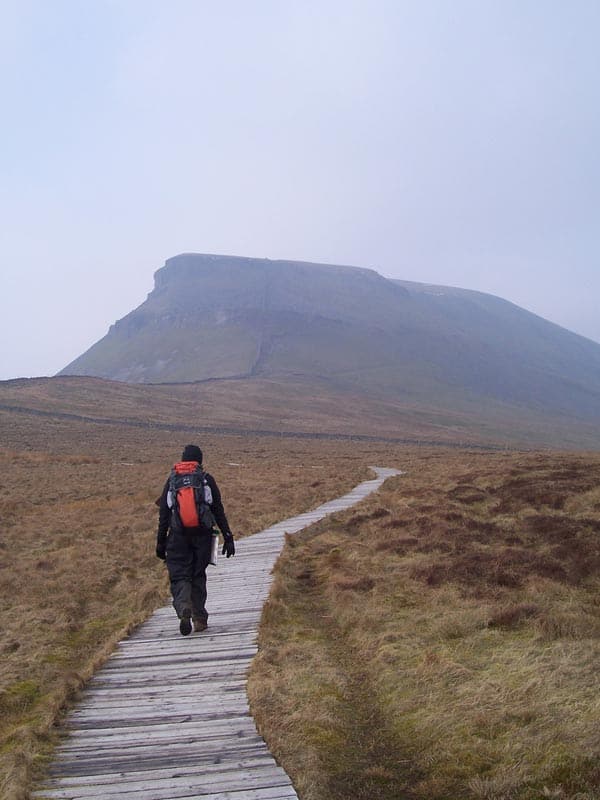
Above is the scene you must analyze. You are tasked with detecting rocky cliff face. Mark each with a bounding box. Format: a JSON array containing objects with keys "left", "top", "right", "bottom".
[{"left": 59, "top": 253, "right": 600, "bottom": 425}]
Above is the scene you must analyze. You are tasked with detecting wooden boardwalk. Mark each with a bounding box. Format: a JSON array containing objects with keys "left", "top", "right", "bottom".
[{"left": 35, "top": 467, "right": 401, "bottom": 800}]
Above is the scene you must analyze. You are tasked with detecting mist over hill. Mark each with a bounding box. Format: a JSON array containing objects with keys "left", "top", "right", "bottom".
[{"left": 59, "top": 253, "right": 600, "bottom": 442}]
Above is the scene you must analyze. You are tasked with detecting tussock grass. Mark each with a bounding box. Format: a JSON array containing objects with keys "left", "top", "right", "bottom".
[{"left": 249, "top": 450, "right": 600, "bottom": 800}]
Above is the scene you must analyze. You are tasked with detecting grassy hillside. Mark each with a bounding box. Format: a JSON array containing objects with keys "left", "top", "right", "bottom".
[
  {"left": 67, "top": 318, "right": 261, "bottom": 383},
  {"left": 4, "top": 374, "right": 600, "bottom": 450},
  {"left": 0, "top": 375, "right": 491, "bottom": 446}
]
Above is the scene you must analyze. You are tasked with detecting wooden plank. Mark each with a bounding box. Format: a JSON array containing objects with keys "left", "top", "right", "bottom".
[
  {"left": 54, "top": 728, "right": 263, "bottom": 750},
  {"left": 68, "top": 702, "right": 252, "bottom": 720},
  {"left": 50, "top": 745, "right": 267, "bottom": 769},
  {"left": 36, "top": 786, "right": 297, "bottom": 800},
  {"left": 116, "top": 634, "right": 258, "bottom": 649},
  {"left": 66, "top": 713, "right": 254, "bottom": 731},
  {"left": 91, "top": 655, "right": 255, "bottom": 675},
  {"left": 77, "top": 689, "right": 247, "bottom": 707},
  {"left": 35, "top": 768, "right": 293, "bottom": 799},
  {"left": 36, "top": 467, "right": 401, "bottom": 800},
  {"left": 101, "top": 651, "right": 257, "bottom": 669},
  {"left": 43, "top": 756, "right": 281, "bottom": 788},
  {"left": 53, "top": 738, "right": 266, "bottom": 764},
  {"left": 80, "top": 678, "right": 247, "bottom": 696},
  {"left": 52, "top": 741, "right": 267, "bottom": 767},
  {"left": 70, "top": 702, "right": 251, "bottom": 720},
  {"left": 54, "top": 719, "right": 261, "bottom": 745}
]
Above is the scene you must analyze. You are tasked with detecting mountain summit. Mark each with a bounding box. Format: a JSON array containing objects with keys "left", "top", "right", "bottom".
[{"left": 60, "top": 253, "right": 600, "bottom": 433}]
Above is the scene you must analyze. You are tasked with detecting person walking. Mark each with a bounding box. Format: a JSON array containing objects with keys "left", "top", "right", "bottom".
[{"left": 156, "top": 444, "right": 235, "bottom": 635}]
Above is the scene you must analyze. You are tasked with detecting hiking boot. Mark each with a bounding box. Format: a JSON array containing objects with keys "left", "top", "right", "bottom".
[
  {"left": 193, "top": 617, "right": 208, "bottom": 633},
  {"left": 179, "top": 608, "right": 192, "bottom": 636}
]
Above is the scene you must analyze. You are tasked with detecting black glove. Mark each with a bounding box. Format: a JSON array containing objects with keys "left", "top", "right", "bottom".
[
  {"left": 222, "top": 533, "right": 235, "bottom": 558},
  {"left": 156, "top": 540, "right": 166, "bottom": 560}
]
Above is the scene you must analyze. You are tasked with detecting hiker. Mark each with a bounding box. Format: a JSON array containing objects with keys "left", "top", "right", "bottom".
[{"left": 156, "top": 444, "right": 235, "bottom": 635}]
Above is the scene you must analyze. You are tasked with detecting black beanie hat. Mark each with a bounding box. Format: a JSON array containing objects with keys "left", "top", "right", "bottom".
[{"left": 182, "top": 444, "right": 203, "bottom": 463}]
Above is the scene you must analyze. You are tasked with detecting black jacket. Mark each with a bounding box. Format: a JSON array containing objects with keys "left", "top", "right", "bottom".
[{"left": 156, "top": 470, "right": 232, "bottom": 549}]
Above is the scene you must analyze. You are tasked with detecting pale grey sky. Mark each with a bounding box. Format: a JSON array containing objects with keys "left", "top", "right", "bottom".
[{"left": 1, "top": 0, "right": 599, "bottom": 380}]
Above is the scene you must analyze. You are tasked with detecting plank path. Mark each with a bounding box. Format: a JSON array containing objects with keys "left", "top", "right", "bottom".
[{"left": 35, "top": 467, "right": 401, "bottom": 800}]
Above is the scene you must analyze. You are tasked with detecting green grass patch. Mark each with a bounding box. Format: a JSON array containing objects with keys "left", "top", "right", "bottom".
[{"left": 0, "top": 681, "right": 41, "bottom": 715}]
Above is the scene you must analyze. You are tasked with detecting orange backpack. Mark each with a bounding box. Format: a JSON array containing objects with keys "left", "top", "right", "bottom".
[{"left": 168, "top": 461, "right": 215, "bottom": 530}]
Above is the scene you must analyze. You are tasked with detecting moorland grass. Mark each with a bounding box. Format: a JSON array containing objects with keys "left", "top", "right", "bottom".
[
  {"left": 0, "top": 410, "right": 375, "bottom": 800},
  {"left": 249, "top": 450, "right": 600, "bottom": 800},
  {"left": 4, "top": 393, "right": 600, "bottom": 800},
  {"left": 6, "top": 374, "right": 600, "bottom": 450}
]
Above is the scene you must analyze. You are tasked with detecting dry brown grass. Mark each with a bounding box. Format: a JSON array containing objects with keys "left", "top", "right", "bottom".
[
  {"left": 0, "top": 407, "right": 380, "bottom": 800},
  {"left": 249, "top": 450, "right": 600, "bottom": 800},
  {"left": 0, "top": 374, "right": 486, "bottom": 444},
  {"left": 5, "top": 373, "right": 600, "bottom": 449},
  {"left": 4, "top": 378, "right": 600, "bottom": 800}
]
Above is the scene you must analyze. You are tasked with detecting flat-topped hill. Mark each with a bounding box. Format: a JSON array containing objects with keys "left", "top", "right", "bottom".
[{"left": 54, "top": 253, "right": 600, "bottom": 448}]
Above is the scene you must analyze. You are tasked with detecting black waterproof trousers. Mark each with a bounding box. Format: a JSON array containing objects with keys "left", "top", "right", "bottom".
[{"left": 165, "top": 529, "right": 212, "bottom": 622}]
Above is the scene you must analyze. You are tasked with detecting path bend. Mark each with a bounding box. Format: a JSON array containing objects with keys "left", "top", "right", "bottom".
[{"left": 35, "top": 466, "right": 402, "bottom": 800}]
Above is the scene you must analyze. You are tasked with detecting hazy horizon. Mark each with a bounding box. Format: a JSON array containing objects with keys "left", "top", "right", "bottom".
[{"left": 2, "top": 1, "right": 599, "bottom": 380}]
